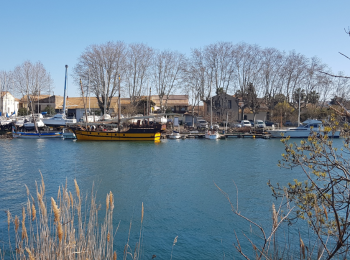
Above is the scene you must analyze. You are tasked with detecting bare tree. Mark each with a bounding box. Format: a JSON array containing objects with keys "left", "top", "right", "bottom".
[
  {"left": 0, "top": 70, "right": 14, "bottom": 114},
  {"left": 12, "top": 60, "right": 52, "bottom": 113},
  {"left": 259, "top": 47, "right": 285, "bottom": 118},
  {"left": 232, "top": 43, "right": 262, "bottom": 119},
  {"left": 73, "top": 41, "right": 127, "bottom": 114},
  {"left": 152, "top": 50, "right": 185, "bottom": 112},
  {"left": 125, "top": 43, "right": 154, "bottom": 113}
]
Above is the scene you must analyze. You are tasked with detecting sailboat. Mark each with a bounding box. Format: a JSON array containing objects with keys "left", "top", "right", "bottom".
[
  {"left": 205, "top": 96, "right": 220, "bottom": 139},
  {"left": 42, "top": 65, "right": 77, "bottom": 127},
  {"left": 71, "top": 75, "right": 165, "bottom": 141},
  {"left": 168, "top": 117, "right": 181, "bottom": 139}
]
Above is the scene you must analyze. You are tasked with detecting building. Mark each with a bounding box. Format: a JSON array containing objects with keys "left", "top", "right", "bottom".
[
  {"left": 151, "top": 95, "right": 189, "bottom": 113},
  {"left": 203, "top": 93, "right": 240, "bottom": 123},
  {"left": 1, "top": 91, "right": 19, "bottom": 116}
]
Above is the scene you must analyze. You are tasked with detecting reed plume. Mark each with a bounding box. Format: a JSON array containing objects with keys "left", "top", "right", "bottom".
[
  {"left": 141, "top": 202, "right": 144, "bottom": 225},
  {"left": 14, "top": 215, "right": 19, "bottom": 232},
  {"left": 173, "top": 236, "right": 178, "bottom": 246},
  {"left": 25, "top": 247, "right": 35, "bottom": 260},
  {"left": 24, "top": 184, "right": 30, "bottom": 197},
  {"left": 7, "top": 210, "right": 11, "bottom": 231},
  {"left": 106, "top": 193, "right": 110, "bottom": 212},
  {"left": 40, "top": 170, "right": 45, "bottom": 197},
  {"left": 21, "top": 207, "right": 27, "bottom": 241},
  {"left": 300, "top": 237, "right": 305, "bottom": 259},
  {"left": 109, "top": 191, "right": 114, "bottom": 211},
  {"left": 51, "top": 197, "right": 60, "bottom": 223},
  {"left": 74, "top": 179, "right": 80, "bottom": 199},
  {"left": 31, "top": 203, "right": 36, "bottom": 221},
  {"left": 57, "top": 222, "right": 63, "bottom": 242},
  {"left": 37, "top": 192, "right": 47, "bottom": 218}
]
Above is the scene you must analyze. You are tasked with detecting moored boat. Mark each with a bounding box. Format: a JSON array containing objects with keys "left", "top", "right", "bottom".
[
  {"left": 72, "top": 121, "right": 164, "bottom": 141},
  {"left": 268, "top": 119, "right": 340, "bottom": 138},
  {"left": 12, "top": 131, "right": 62, "bottom": 139},
  {"left": 205, "top": 130, "right": 220, "bottom": 139},
  {"left": 168, "top": 131, "right": 181, "bottom": 139}
]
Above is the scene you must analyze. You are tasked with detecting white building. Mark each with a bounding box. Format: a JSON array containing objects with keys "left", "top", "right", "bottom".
[{"left": 1, "top": 92, "right": 19, "bottom": 116}]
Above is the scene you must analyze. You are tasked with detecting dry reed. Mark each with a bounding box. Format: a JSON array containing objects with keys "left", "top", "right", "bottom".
[{"left": 4, "top": 176, "right": 145, "bottom": 260}]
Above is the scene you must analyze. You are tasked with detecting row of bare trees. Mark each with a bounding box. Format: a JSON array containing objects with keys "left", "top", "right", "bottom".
[
  {"left": 73, "top": 41, "right": 350, "bottom": 115},
  {"left": 0, "top": 61, "right": 52, "bottom": 113},
  {"left": 1, "top": 41, "right": 349, "bottom": 116},
  {"left": 186, "top": 42, "right": 350, "bottom": 113},
  {"left": 73, "top": 42, "right": 186, "bottom": 114}
]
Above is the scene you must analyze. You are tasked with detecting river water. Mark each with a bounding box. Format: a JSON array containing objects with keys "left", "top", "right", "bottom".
[{"left": 0, "top": 137, "right": 337, "bottom": 259}]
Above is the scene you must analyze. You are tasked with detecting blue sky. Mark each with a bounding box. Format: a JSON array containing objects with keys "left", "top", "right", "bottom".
[{"left": 1, "top": 0, "right": 349, "bottom": 97}]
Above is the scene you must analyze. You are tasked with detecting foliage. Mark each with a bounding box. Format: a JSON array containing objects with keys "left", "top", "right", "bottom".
[
  {"left": 272, "top": 94, "right": 286, "bottom": 106},
  {"left": 300, "top": 107, "right": 332, "bottom": 122},
  {"left": 269, "top": 116, "right": 350, "bottom": 259},
  {"left": 42, "top": 105, "right": 55, "bottom": 116},
  {"left": 135, "top": 98, "right": 155, "bottom": 114},
  {"left": 306, "top": 91, "right": 320, "bottom": 105},
  {"left": 273, "top": 101, "right": 295, "bottom": 122},
  {"left": 17, "top": 108, "right": 28, "bottom": 116},
  {"left": 246, "top": 83, "right": 260, "bottom": 116}
]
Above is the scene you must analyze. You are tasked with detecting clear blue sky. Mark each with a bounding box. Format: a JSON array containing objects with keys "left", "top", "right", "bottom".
[{"left": 1, "top": 0, "right": 349, "bottom": 97}]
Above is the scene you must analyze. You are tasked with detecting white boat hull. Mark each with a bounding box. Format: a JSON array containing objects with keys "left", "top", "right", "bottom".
[
  {"left": 205, "top": 131, "right": 220, "bottom": 139},
  {"left": 23, "top": 120, "right": 45, "bottom": 129},
  {"left": 168, "top": 132, "right": 181, "bottom": 139},
  {"left": 269, "top": 128, "right": 340, "bottom": 138},
  {"left": 13, "top": 131, "right": 62, "bottom": 139}
]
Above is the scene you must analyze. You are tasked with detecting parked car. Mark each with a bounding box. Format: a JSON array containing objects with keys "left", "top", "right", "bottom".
[
  {"left": 249, "top": 120, "right": 254, "bottom": 127},
  {"left": 233, "top": 121, "right": 242, "bottom": 128},
  {"left": 240, "top": 120, "right": 252, "bottom": 127},
  {"left": 255, "top": 120, "right": 266, "bottom": 128},
  {"left": 196, "top": 119, "right": 209, "bottom": 129},
  {"left": 265, "top": 121, "right": 275, "bottom": 127}
]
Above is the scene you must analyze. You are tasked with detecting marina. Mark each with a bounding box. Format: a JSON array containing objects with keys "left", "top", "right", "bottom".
[{"left": 0, "top": 136, "right": 322, "bottom": 259}]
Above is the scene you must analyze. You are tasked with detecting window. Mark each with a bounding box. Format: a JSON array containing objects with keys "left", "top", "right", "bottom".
[{"left": 228, "top": 100, "right": 232, "bottom": 109}]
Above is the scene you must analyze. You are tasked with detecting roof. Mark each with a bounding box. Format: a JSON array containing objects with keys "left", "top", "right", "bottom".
[
  {"left": 20, "top": 95, "right": 52, "bottom": 102},
  {"left": 150, "top": 95, "right": 189, "bottom": 106},
  {"left": 55, "top": 97, "right": 130, "bottom": 109}
]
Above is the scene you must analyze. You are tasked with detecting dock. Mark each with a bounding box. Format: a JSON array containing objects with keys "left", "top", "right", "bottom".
[{"left": 164, "top": 132, "right": 272, "bottom": 139}]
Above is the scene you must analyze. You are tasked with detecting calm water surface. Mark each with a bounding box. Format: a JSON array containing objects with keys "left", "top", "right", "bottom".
[{"left": 0, "top": 137, "right": 339, "bottom": 259}]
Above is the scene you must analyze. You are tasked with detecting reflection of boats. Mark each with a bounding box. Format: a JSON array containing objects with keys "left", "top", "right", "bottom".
[
  {"left": 12, "top": 130, "right": 62, "bottom": 139},
  {"left": 168, "top": 131, "right": 181, "bottom": 139},
  {"left": 205, "top": 130, "right": 220, "bottom": 139},
  {"left": 73, "top": 123, "right": 163, "bottom": 141},
  {"left": 62, "top": 128, "right": 76, "bottom": 139},
  {"left": 268, "top": 119, "right": 340, "bottom": 138}
]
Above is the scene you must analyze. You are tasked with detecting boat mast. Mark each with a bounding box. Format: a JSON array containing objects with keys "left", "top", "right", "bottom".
[
  {"left": 62, "top": 65, "right": 68, "bottom": 117},
  {"left": 210, "top": 96, "right": 213, "bottom": 129},
  {"left": 298, "top": 89, "right": 301, "bottom": 126},
  {"left": 118, "top": 75, "right": 121, "bottom": 130},
  {"left": 88, "top": 69, "right": 90, "bottom": 114},
  {"left": 80, "top": 79, "right": 88, "bottom": 128},
  {"left": 104, "top": 72, "right": 106, "bottom": 116}
]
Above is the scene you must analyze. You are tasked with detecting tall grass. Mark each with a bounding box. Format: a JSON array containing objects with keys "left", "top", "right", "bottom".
[{"left": 2, "top": 175, "right": 144, "bottom": 260}]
